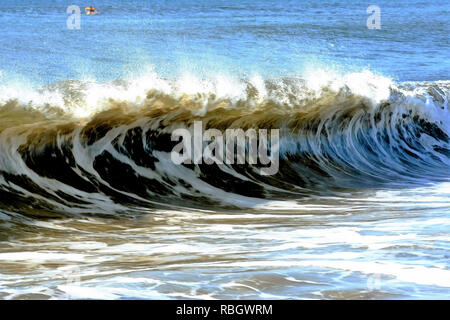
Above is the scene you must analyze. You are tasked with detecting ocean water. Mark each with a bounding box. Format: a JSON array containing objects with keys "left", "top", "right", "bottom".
[{"left": 0, "top": 0, "right": 449, "bottom": 299}]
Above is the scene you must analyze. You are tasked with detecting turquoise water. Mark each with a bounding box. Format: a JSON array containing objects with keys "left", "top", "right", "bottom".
[{"left": 0, "top": 1, "right": 449, "bottom": 300}]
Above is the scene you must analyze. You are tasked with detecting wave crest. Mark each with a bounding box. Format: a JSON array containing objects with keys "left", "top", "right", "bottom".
[{"left": 0, "top": 70, "right": 449, "bottom": 216}]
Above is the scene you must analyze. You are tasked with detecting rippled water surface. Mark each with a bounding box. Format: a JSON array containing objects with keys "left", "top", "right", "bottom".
[{"left": 1, "top": 184, "right": 449, "bottom": 299}]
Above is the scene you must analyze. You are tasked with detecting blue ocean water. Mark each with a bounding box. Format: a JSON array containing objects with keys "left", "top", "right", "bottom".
[
  {"left": 0, "top": 1, "right": 450, "bottom": 300},
  {"left": 0, "top": 0, "right": 448, "bottom": 83}
]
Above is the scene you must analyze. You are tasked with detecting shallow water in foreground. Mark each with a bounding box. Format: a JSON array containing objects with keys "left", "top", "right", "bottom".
[{"left": 1, "top": 184, "right": 449, "bottom": 300}]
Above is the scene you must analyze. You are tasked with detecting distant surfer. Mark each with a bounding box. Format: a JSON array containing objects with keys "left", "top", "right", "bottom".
[{"left": 85, "top": 6, "right": 98, "bottom": 15}]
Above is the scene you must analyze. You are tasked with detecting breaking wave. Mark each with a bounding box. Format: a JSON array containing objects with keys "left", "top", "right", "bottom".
[{"left": 0, "top": 70, "right": 449, "bottom": 217}]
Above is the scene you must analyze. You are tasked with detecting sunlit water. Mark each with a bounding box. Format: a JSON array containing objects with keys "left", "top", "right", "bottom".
[
  {"left": 0, "top": 0, "right": 449, "bottom": 300},
  {"left": 1, "top": 184, "right": 449, "bottom": 299}
]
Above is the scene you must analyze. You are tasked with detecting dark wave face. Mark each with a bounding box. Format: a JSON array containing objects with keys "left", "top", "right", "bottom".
[{"left": 0, "top": 72, "right": 449, "bottom": 218}]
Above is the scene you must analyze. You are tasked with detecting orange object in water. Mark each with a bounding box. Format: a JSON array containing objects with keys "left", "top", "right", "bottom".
[{"left": 85, "top": 7, "right": 98, "bottom": 15}]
